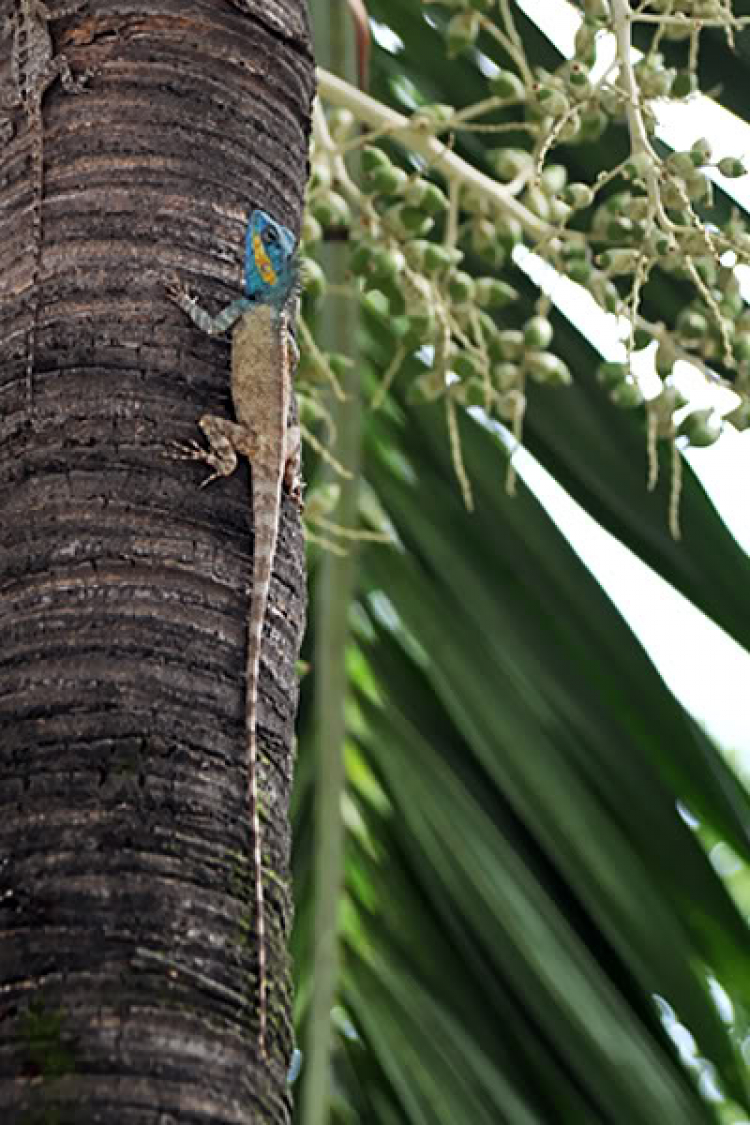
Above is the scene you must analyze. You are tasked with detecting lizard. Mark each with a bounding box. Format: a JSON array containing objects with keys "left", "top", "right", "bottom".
[
  {"left": 166, "top": 208, "right": 302, "bottom": 1061},
  {"left": 0, "top": 0, "right": 89, "bottom": 419}
]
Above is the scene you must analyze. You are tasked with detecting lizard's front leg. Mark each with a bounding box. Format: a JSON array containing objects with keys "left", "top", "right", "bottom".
[{"left": 166, "top": 277, "right": 251, "bottom": 336}]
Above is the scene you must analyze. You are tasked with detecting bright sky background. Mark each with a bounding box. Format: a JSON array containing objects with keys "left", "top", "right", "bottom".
[{"left": 513, "top": 0, "right": 750, "bottom": 760}]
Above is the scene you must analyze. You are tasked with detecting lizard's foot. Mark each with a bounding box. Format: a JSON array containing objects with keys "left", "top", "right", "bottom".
[
  {"left": 166, "top": 437, "right": 203, "bottom": 457},
  {"left": 287, "top": 477, "right": 305, "bottom": 511},
  {"left": 166, "top": 437, "right": 210, "bottom": 461},
  {"left": 61, "top": 65, "right": 93, "bottom": 95},
  {"left": 285, "top": 334, "right": 300, "bottom": 371},
  {"left": 165, "top": 440, "right": 223, "bottom": 486},
  {"left": 165, "top": 275, "right": 195, "bottom": 306},
  {"left": 71, "top": 70, "right": 93, "bottom": 93}
]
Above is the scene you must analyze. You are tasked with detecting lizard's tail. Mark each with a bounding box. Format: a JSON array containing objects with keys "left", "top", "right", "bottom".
[{"left": 246, "top": 482, "right": 280, "bottom": 1062}]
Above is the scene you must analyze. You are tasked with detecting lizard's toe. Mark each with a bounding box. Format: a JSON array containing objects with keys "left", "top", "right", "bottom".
[
  {"left": 165, "top": 276, "right": 190, "bottom": 303},
  {"left": 165, "top": 438, "right": 205, "bottom": 460}
]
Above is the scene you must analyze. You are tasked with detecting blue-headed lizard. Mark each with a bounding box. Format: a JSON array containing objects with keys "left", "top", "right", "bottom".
[{"left": 166, "top": 209, "right": 302, "bottom": 1061}]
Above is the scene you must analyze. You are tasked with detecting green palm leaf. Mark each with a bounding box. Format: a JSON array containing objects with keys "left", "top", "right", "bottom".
[{"left": 296, "top": 4, "right": 750, "bottom": 1123}]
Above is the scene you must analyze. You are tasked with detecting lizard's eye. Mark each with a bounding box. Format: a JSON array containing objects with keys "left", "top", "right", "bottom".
[{"left": 265, "top": 227, "right": 279, "bottom": 245}]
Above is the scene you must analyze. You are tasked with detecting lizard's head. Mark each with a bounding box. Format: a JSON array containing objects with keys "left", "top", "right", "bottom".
[{"left": 244, "top": 209, "right": 298, "bottom": 307}]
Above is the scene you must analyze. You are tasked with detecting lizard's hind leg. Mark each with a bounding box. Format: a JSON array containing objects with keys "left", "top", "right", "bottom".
[
  {"left": 168, "top": 414, "right": 260, "bottom": 488},
  {"left": 197, "top": 414, "right": 259, "bottom": 479}
]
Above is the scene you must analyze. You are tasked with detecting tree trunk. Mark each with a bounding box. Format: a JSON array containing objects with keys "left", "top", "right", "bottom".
[{"left": 0, "top": 2, "right": 314, "bottom": 1122}]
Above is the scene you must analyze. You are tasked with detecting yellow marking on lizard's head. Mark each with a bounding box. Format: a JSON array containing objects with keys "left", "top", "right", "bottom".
[{"left": 252, "top": 232, "right": 278, "bottom": 288}]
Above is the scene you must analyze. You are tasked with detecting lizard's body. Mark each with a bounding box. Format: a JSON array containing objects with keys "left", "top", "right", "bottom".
[
  {"left": 167, "top": 209, "right": 301, "bottom": 1060},
  {"left": 1, "top": 0, "right": 88, "bottom": 416}
]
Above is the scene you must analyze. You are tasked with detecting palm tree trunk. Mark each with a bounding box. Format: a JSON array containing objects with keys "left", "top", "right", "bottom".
[{"left": 0, "top": 3, "right": 313, "bottom": 1121}]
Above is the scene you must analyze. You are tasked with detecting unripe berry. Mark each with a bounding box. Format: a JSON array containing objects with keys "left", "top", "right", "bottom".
[
  {"left": 679, "top": 409, "right": 722, "bottom": 447},
  {"left": 301, "top": 257, "right": 326, "bottom": 301},
  {"left": 532, "top": 85, "right": 569, "bottom": 118},
  {"left": 525, "top": 352, "right": 572, "bottom": 385},
  {"left": 328, "top": 108, "right": 356, "bottom": 142},
  {"left": 718, "top": 157, "right": 747, "bottom": 179},
  {"left": 597, "top": 362, "right": 628, "bottom": 389},
  {"left": 496, "top": 214, "right": 523, "bottom": 251},
  {"left": 561, "top": 183, "right": 594, "bottom": 209},
  {"left": 311, "top": 191, "right": 351, "bottom": 229},
  {"left": 610, "top": 380, "right": 643, "bottom": 408},
  {"left": 367, "top": 165, "right": 408, "bottom": 196},
  {"left": 405, "top": 240, "right": 453, "bottom": 273},
  {"left": 475, "top": 278, "right": 518, "bottom": 307},
  {"left": 496, "top": 329, "right": 524, "bottom": 360},
  {"left": 446, "top": 11, "right": 480, "bottom": 57},
  {"left": 676, "top": 309, "right": 709, "bottom": 341},
  {"left": 523, "top": 315, "right": 553, "bottom": 348},
  {"left": 404, "top": 307, "right": 439, "bottom": 346},
  {"left": 493, "top": 363, "right": 520, "bottom": 390},
  {"left": 539, "top": 164, "right": 567, "bottom": 197},
  {"left": 405, "top": 179, "right": 449, "bottom": 214},
  {"left": 448, "top": 271, "right": 476, "bottom": 302},
  {"left": 671, "top": 71, "right": 697, "bottom": 98},
  {"left": 489, "top": 148, "right": 532, "bottom": 181},
  {"left": 362, "top": 146, "right": 391, "bottom": 175},
  {"left": 489, "top": 69, "right": 526, "bottom": 100}
]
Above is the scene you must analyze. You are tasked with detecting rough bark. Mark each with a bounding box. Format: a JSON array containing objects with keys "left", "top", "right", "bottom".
[{"left": 0, "top": 2, "right": 314, "bottom": 1121}]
